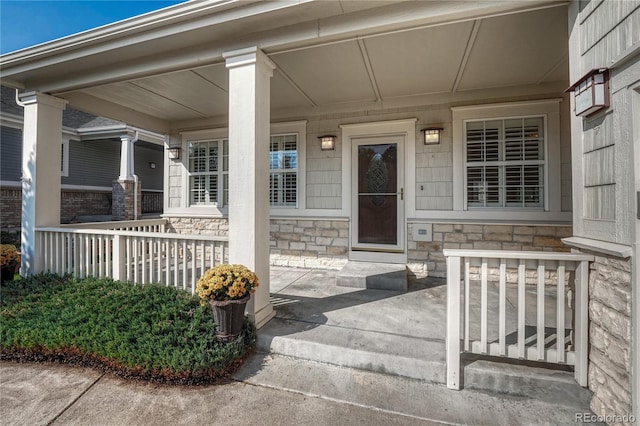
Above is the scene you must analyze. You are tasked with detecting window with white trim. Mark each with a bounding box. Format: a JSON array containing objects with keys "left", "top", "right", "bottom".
[
  {"left": 269, "top": 133, "right": 297, "bottom": 207},
  {"left": 465, "top": 116, "right": 545, "bottom": 209},
  {"left": 188, "top": 139, "right": 228, "bottom": 206}
]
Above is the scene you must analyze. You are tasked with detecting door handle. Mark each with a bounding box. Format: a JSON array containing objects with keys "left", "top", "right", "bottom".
[{"left": 399, "top": 188, "right": 404, "bottom": 201}]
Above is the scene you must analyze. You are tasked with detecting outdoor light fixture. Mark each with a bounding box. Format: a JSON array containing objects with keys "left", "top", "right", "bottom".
[
  {"left": 566, "top": 68, "right": 610, "bottom": 117},
  {"left": 167, "top": 147, "right": 181, "bottom": 160},
  {"left": 149, "top": 162, "right": 156, "bottom": 169},
  {"left": 319, "top": 135, "right": 337, "bottom": 151},
  {"left": 422, "top": 127, "right": 443, "bottom": 145}
]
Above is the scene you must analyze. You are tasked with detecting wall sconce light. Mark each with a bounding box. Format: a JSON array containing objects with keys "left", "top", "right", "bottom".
[
  {"left": 149, "top": 162, "right": 156, "bottom": 169},
  {"left": 319, "top": 135, "right": 337, "bottom": 151},
  {"left": 422, "top": 127, "right": 443, "bottom": 145},
  {"left": 566, "top": 68, "right": 610, "bottom": 117},
  {"left": 167, "top": 147, "right": 181, "bottom": 160}
]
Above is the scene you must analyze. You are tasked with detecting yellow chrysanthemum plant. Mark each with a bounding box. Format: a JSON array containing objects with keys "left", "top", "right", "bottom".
[
  {"left": 196, "top": 264, "right": 259, "bottom": 303},
  {"left": 0, "top": 244, "right": 20, "bottom": 267}
]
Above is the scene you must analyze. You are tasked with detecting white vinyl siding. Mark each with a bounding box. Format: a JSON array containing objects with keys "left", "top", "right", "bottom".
[
  {"left": 465, "top": 116, "right": 545, "bottom": 209},
  {"left": 270, "top": 133, "right": 298, "bottom": 207},
  {"left": 188, "top": 139, "right": 228, "bottom": 206}
]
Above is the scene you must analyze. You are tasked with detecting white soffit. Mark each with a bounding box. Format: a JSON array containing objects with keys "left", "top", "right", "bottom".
[
  {"left": 83, "top": 82, "right": 210, "bottom": 121},
  {"left": 270, "top": 40, "right": 376, "bottom": 105},
  {"left": 130, "top": 69, "right": 228, "bottom": 116},
  {"left": 364, "top": 21, "right": 474, "bottom": 98},
  {"left": 456, "top": 7, "right": 568, "bottom": 91}
]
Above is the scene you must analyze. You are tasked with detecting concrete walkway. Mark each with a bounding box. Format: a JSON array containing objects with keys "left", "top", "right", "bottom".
[{"left": 0, "top": 266, "right": 600, "bottom": 425}]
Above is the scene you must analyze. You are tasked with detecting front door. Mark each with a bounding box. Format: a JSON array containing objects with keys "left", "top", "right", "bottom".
[{"left": 351, "top": 135, "right": 404, "bottom": 255}]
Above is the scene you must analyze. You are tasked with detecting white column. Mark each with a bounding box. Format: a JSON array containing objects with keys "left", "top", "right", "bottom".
[
  {"left": 224, "top": 46, "right": 275, "bottom": 328},
  {"left": 119, "top": 132, "right": 136, "bottom": 180},
  {"left": 19, "top": 91, "right": 67, "bottom": 276}
]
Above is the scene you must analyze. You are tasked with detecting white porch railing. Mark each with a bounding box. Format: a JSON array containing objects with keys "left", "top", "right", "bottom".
[
  {"left": 35, "top": 226, "right": 228, "bottom": 294},
  {"left": 443, "top": 249, "right": 593, "bottom": 390},
  {"left": 59, "top": 218, "right": 167, "bottom": 233}
]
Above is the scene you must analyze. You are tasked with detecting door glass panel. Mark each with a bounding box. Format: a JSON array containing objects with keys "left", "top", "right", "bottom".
[{"left": 357, "top": 143, "right": 397, "bottom": 245}]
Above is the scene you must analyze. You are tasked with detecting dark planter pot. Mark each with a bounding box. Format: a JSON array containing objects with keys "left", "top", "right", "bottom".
[
  {"left": 208, "top": 295, "right": 250, "bottom": 342},
  {"left": 1, "top": 263, "right": 17, "bottom": 285}
]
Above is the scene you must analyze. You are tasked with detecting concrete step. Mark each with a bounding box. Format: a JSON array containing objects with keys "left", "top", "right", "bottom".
[
  {"left": 257, "top": 317, "right": 446, "bottom": 383},
  {"left": 258, "top": 317, "right": 593, "bottom": 408},
  {"left": 233, "top": 353, "right": 597, "bottom": 425},
  {"left": 336, "top": 261, "right": 407, "bottom": 291}
]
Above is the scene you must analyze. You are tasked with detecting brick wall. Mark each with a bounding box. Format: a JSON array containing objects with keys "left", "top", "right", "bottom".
[
  {"left": 0, "top": 187, "right": 21, "bottom": 229},
  {"left": 407, "top": 223, "right": 573, "bottom": 278},
  {"left": 587, "top": 255, "right": 633, "bottom": 425},
  {"left": 112, "top": 180, "right": 141, "bottom": 221},
  {"left": 1, "top": 186, "right": 112, "bottom": 229},
  {"left": 61, "top": 190, "right": 112, "bottom": 223}
]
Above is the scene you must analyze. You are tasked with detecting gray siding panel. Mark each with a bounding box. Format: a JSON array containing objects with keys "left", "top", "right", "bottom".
[
  {"left": 0, "top": 126, "right": 22, "bottom": 182},
  {"left": 63, "top": 139, "right": 121, "bottom": 187},
  {"left": 134, "top": 144, "right": 163, "bottom": 191}
]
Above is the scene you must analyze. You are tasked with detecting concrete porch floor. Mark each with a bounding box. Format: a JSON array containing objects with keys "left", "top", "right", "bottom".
[{"left": 241, "top": 266, "right": 597, "bottom": 424}]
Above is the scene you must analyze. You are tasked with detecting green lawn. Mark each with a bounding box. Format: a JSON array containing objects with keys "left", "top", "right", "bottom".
[{"left": 0, "top": 274, "right": 255, "bottom": 384}]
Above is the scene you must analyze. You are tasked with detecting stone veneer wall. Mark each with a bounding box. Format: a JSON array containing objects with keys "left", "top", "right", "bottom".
[
  {"left": 166, "top": 217, "right": 229, "bottom": 236},
  {"left": 167, "top": 218, "right": 572, "bottom": 276},
  {"left": 407, "top": 224, "right": 573, "bottom": 278},
  {"left": 166, "top": 217, "right": 350, "bottom": 269},
  {"left": 270, "top": 219, "right": 349, "bottom": 269},
  {"left": 586, "top": 255, "right": 633, "bottom": 424}
]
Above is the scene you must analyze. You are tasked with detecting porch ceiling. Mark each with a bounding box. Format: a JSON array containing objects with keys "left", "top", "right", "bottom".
[{"left": 0, "top": 1, "right": 569, "bottom": 132}]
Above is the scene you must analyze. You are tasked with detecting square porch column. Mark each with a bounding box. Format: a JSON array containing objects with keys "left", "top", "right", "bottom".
[
  {"left": 113, "top": 132, "right": 141, "bottom": 221},
  {"left": 224, "top": 46, "right": 276, "bottom": 328},
  {"left": 19, "top": 91, "right": 67, "bottom": 276}
]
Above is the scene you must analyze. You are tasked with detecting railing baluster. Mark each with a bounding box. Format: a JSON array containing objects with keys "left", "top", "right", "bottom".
[
  {"left": 464, "top": 258, "right": 470, "bottom": 352},
  {"left": 78, "top": 235, "right": 84, "bottom": 278},
  {"left": 182, "top": 241, "right": 187, "bottom": 290},
  {"left": 210, "top": 242, "right": 215, "bottom": 268},
  {"left": 165, "top": 240, "right": 170, "bottom": 286},
  {"left": 106, "top": 236, "right": 112, "bottom": 279},
  {"left": 480, "top": 257, "right": 488, "bottom": 354},
  {"left": 537, "top": 260, "right": 546, "bottom": 361},
  {"left": 556, "top": 261, "right": 566, "bottom": 363},
  {"left": 173, "top": 240, "right": 179, "bottom": 289},
  {"left": 518, "top": 259, "right": 526, "bottom": 359},
  {"left": 91, "top": 235, "right": 97, "bottom": 276},
  {"left": 133, "top": 237, "right": 139, "bottom": 283},
  {"left": 98, "top": 236, "right": 104, "bottom": 278},
  {"left": 190, "top": 241, "right": 196, "bottom": 294},
  {"left": 499, "top": 259, "right": 506, "bottom": 356},
  {"left": 446, "top": 255, "right": 462, "bottom": 390},
  {"left": 141, "top": 237, "right": 147, "bottom": 284},
  {"left": 200, "top": 241, "right": 206, "bottom": 278}
]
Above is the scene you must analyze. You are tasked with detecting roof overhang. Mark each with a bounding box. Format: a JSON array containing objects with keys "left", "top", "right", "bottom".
[{"left": 0, "top": 0, "right": 571, "bottom": 134}]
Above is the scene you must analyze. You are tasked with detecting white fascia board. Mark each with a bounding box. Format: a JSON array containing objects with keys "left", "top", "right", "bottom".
[
  {"left": 0, "top": 1, "right": 307, "bottom": 77},
  {"left": 76, "top": 125, "right": 128, "bottom": 140},
  {"left": 77, "top": 126, "right": 166, "bottom": 146}
]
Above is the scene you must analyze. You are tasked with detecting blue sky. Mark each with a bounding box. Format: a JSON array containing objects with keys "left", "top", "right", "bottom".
[{"left": 0, "top": 1, "right": 186, "bottom": 54}]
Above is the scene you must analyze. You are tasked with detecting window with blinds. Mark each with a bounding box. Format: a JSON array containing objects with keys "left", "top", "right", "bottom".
[
  {"left": 269, "top": 134, "right": 297, "bottom": 207},
  {"left": 188, "top": 139, "right": 228, "bottom": 206},
  {"left": 465, "top": 117, "right": 545, "bottom": 209}
]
